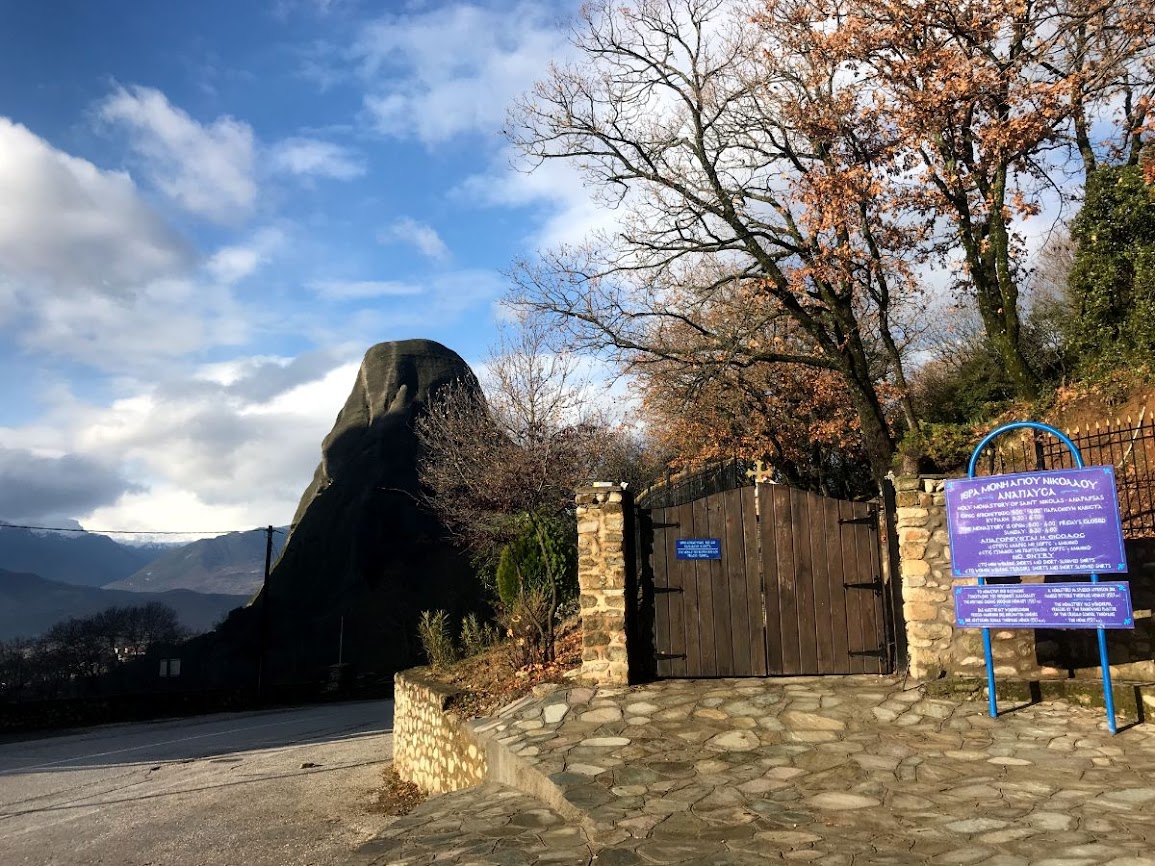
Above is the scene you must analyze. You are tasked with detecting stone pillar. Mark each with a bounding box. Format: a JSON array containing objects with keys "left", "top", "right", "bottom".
[
  {"left": 575, "top": 483, "right": 630, "bottom": 686},
  {"left": 895, "top": 475, "right": 954, "bottom": 679}
]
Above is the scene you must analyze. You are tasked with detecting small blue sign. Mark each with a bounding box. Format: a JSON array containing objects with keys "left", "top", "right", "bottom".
[
  {"left": 676, "top": 538, "right": 721, "bottom": 560},
  {"left": 954, "top": 582, "right": 1134, "bottom": 629}
]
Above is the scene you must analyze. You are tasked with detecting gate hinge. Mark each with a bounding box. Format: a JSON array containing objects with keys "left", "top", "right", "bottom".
[
  {"left": 844, "top": 577, "right": 884, "bottom": 595},
  {"left": 838, "top": 511, "right": 878, "bottom": 527}
]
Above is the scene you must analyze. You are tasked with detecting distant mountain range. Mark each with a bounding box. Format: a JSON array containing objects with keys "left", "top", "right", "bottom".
[
  {"left": 0, "top": 524, "right": 286, "bottom": 597},
  {"left": 0, "top": 568, "right": 247, "bottom": 641},
  {"left": 0, "top": 525, "right": 289, "bottom": 638},
  {"left": 106, "top": 528, "right": 286, "bottom": 596},
  {"left": 0, "top": 524, "right": 165, "bottom": 588}
]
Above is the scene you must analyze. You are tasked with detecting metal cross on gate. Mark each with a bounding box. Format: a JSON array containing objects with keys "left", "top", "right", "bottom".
[{"left": 745, "top": 460, "right": 775, "bottom": 484}]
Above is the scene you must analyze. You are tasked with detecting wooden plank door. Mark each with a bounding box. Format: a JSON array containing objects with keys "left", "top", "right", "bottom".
[
  {"left": 651, "top": 487, "right": 765, "bottom": 677},
  {"left": 840, "top": 498, "right": 888, "bottom": 673},
  {"left": 761, "top": 489, "right": 890, "bottom": 675},
  {"left": 649, "top": 486, "right": 889, "bottom": 678}
]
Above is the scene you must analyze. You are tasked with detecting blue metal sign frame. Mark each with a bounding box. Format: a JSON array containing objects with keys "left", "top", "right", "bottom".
[{"left": 961, "top": 421, "right": 1128, "bottom": 733}]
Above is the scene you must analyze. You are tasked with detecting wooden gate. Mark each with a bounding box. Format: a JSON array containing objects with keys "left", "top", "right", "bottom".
[{"left": 640, "top": 484, "right": 892, "bottom": 678}]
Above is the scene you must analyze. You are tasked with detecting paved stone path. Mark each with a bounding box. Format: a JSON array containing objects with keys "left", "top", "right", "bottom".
[
  {"left": 359, "top": 677, "right": 1155, "bottom": 865},
  {"left": 354, "top": 783, "right": 592, "bottom": 866}
]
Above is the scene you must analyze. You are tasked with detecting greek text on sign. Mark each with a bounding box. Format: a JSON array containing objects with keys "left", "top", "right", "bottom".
[
  {"left": 675, "top": 538, "right": 721, "bottom": 560},
  {"left": 945, "top": 467, "right": 1127, "bottom": 577},
  {"left": 954, "top": 582, "right": 1134, "bottom": 629}
]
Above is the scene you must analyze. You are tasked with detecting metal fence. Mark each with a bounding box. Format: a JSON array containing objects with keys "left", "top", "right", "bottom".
[
  {"left": 972, "top": 413, "right": 1155, "bottom": 537},
  {"left": 635, "top": 459, "right": 755, "bottom": 510}
]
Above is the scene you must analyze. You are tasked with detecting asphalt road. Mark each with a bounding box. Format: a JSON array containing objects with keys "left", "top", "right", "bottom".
[{"left": 0, "top": 700, "right": 396, "bottom": 866}]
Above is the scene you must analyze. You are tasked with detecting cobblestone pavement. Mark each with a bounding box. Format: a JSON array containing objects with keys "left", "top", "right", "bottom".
[
  {"left": 354, "top": 783, "right": 592, "bottom": 866},
  {"left": 360, "top": 676, "right": 1155, "bottom": 865}
]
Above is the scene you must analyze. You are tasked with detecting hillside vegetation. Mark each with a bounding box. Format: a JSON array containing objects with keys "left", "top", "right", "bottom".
[{"left": 0, "top": 568, "right": 245, "bottom": 640}]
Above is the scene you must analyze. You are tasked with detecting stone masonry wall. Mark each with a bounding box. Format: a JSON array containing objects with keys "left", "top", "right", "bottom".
[
  {"left": 895, "top": 476, "right": 957, "bottom": 680},
  {"left": 575, "top": 484, "right": 631, "bottom": 686},
  {"left": 393, "top": 668, "right": 486, "bottom": 795},
  {"left": 896, "top": 475, "right": 1155, "bottom": 682}
]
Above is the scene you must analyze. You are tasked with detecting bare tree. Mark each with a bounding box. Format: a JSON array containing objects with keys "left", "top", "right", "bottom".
[
  {"left": 507, "top": 0, "right": 923, "bottom": 485},
  {"left": 15, "top": 603, "right": 187, "bottom": 699},
  {"left": 416, "top": 318, "right": 624, "bottom": 560}
]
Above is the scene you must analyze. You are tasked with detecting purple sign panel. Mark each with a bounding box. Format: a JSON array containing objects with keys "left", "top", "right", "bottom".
[
  {"left": 954, "top": 582, "right": 1134, "bottom": 629},
  {"left": 945, "top": 466, "right": 1127, "bottom": 578}
]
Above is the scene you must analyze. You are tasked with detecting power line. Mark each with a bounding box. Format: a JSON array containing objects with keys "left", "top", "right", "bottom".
[{"left": 0, "top": 523, "right": 278, "bottom": 537}]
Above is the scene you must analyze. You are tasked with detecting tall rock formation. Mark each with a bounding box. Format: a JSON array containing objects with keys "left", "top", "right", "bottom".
[{"left": 192, "top": 340, "right": 485, "bottom": 688}]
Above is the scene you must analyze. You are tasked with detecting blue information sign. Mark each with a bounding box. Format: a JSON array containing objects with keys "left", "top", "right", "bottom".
[
  {"left": 676, "top": 538, "right": 721, "bottom": 560},
  {"left": 945, "top": 466, "right": 1127, "bottom": 577},
  {"left": 957, "top": 421, "right": 1134, "bottom": 734},
  {"left": 954, "top": 582, "right": 1134, "bottom": 629}
]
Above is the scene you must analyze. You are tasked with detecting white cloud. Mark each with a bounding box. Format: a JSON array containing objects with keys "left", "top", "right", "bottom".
[
  {"left": 308, "top": 279, "right": 426, "bottom": 300},
  {"left": 0, "top": 118, "right": 251, "bottom": 374},
  {"left": 206, "top": 227, "right": 286, "bottom": 284},
  {"left": 353, "top": 3, "right": 569, "bottom": 144},
  {"left": 269, "top": 137, "right": 365, "bottom": 180},
  {"left": 457, "top": 144, "right": 616, "bottom": 250},
  {"left": 1, "top": 355, "right": 360, "bottom": 533},
  {"left": 0, "top": 117, "right": 190, "bottom": 297},
  {"left": 380, "top": 217, "right": 450, "bottom": 260},
  {"left": 23, "top": 277, "right": 248, "bottom": 373},
  {"left": 99, "top": 85, "right": 256, "bottom": 224}
]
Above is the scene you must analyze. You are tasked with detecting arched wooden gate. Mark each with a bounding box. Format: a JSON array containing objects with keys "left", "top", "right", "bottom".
[{"left": 635, "top": 482, "right": 895, "bottom": 678}]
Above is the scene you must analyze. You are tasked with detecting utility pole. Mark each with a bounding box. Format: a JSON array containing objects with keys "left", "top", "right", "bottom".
[{"left": 257, "top": 525, "right": 273, "bottom": 699}]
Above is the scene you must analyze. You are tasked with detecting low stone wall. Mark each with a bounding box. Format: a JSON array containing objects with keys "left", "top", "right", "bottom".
[
  {"left": 392, "top": 668, "right": 486, "bottom": 795},
  {"left": 896, "top": 475, "right": 1155, "bottom": 682}
]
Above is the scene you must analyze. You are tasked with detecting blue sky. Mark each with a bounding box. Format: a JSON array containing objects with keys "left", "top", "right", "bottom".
[{"left": 0, "top": 0, "right": 601, "bottom": 536}]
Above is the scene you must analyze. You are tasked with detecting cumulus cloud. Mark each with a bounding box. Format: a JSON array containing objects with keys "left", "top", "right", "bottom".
[
  {"left": 457, "top": 147, "right": 611, "bottom": 250},
  {"left": 0, "top": 447, "right": 141, "bottom": 524},
  {"left": 22, "top": 277, "right": 249, "bottom": 373},
  {"left": 0, "top": 118, "right": 252, "bottom": 374},
  {"left": 0, "top": 117, "right": 191, "bottom": 297},
  {"left": 2, "top": 355, "right": 361, "bottom": 532},
  {"left": 380, "top": 217, "right": 450, "bottom": 260},
  {"left": 353, "top": 3, "right": 568, "bottom": 144},
  {"left": 190, "top": 349, "right": 347, "bottom": 403},
  {"left": 269, "top": 137, "right": 365, "bottom": 180},
  {"left": 98, "top": 85, "right": 256, "bottom": 224},
  {"left": 206, "top": 227, "right": 286, "bottom": 284}
]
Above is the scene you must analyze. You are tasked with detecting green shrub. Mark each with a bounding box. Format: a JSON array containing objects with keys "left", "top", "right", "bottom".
[
  {"left": 1066, "top": 165, "right": 1155, "bottom": 374},
  {"left": 491, "top": 513, "right": 577, "bottom": 664},
  {"left": 494, "top": 513, "right": 576, "bottom": 607},
  {"left": 459, "top": 613, "right": 500, "bottom": 657},
  {"left": 417, "top": 609, "right": 458, "bottom": 670}
]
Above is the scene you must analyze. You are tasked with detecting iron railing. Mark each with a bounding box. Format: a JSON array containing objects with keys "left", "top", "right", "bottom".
[
  {"left": 635, "top": 459, "right": 754, "bottom": 510},
  {"left": 972, "top": 413, "right": 1155, "bottom": 538}
]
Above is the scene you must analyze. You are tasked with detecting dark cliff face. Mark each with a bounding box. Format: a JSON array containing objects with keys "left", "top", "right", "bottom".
[{"left": 193, "top": 340, "right": 485, "bottom": 688}]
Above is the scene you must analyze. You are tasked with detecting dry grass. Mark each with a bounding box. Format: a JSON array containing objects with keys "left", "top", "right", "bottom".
[
  {"left": 436, "top": 617, "right": 583, "bottom": 720},
  {"left": 370, "top": 767, "right": 426, "bottom": 816}
]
